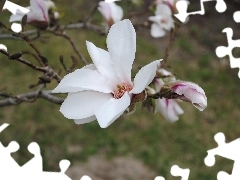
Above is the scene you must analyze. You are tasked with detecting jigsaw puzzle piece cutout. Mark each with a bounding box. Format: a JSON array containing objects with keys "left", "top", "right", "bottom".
[
  {"left": 0, "top": 123, "right": 9, "bottom": 133},
  {"left": 154, "top": 165, "right": 190, "bottom": 180},
  {"left": 205, "top": 132, "right": 240, "bottom": 165},
  {"left": 174, "top": 0, "right": 227, "bottom": 23},
  {"left": 215, "top": 28, "right": 240, "bottom": 78},
  {"left": 154, "top": 176, "right": 165, "bottom": 180},
  {"left": 205, "top": 132, "right": 240, "bottom": 179},
  {"left": 0, "top": 141, "right": 20, "bottom": 173},
  {"left": 233, "top": 11, "right": 240, "bottom": 23},
  {"left": 80, "top": 175, "right": 92, "bottom": 180},
  {"left": 171, "top": 165, "right": 190, "bottom": 180},
  {"left": 21, "top": 142, "right": 43, "bottom": 173}
]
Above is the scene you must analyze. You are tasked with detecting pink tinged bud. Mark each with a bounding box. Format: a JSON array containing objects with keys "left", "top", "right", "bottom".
[{"left": 171, "top": 81, "right": 207, "bottom": 111}]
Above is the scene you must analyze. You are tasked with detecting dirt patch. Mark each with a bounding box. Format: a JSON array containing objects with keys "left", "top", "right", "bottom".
[{"left": 66, "top": 156, "right": 158, "bottom": 180}]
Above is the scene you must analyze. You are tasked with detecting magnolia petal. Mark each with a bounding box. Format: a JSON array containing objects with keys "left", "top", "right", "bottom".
[
  {"left": 151, "top": 23, "right": 166, "bottom": 38},
  {"left": 86, "top": 41, "right": 119, "bottom": 84},
  {"left": 74, "top": 116, "right": 97, "bottom": 125},
  {"left": 131, "top": 60, "right": 161, "bottom": 94},
  {"left": 52, "top": 69, "right": 114, "bottom": 93},
  {"left": 156, "top": 98, "right": 183, "bottom": 122},
  {"left": 60, "top": 91, "right": 112, "bottom": 119},
  {"left": 161, "top": 17, "right": 174, "bottom": 30},
  {"left": 156, "top": 3, "right": 172, "bottom": 16},
  {"left": 111, "top": 2, "right": 123, "bottom": 22},
  {"left": 98, "top": 1, "right": 111, "bottom": 20},
  {"left": 148, "top": 15, "right": 162, "bottom": 23},
  {"left": 183, "top": 88, "right": 207, "bottom": 111},
  {"left": 82, "top": 64, "right": 97, "bottom": 70},
  {"left": 94, "top": 92, "right": 130, "bottom": 128},
  {"left": 173, "top": 82, "right": 207, "bottom": 111},
  {"left": 28, "top": 0, "right": 49, "bottom": 22},
  {"left": 107, "top": 19, "right": 136, "bottom": 84}
]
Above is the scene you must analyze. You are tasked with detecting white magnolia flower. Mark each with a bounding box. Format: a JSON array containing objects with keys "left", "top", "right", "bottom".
[
  {"left": 148, "top": 3, "right": 174, "bottom": 38},
  {"left": 154, "top": 76, "right": 183, "bottom": 122},
  {"left": 53, "top": 19, "right": 161, "bottom": 128},
  {"left": 10, "top": 0, "right": 49, "bottom": 29},
  {"left": 98, "top": 1, "right": 123, "bottom": 27}
]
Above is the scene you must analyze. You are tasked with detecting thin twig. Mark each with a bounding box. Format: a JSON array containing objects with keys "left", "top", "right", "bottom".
[
  {"left": 0, "top": 90, "right": 64, "bottom": 107},
  {"left": 48, "top": 30, "right": 88, "bottom": 65},
  {"left": 84, "top": 4, "right": 98, "bottom": 23},
  {"left": 22, "top": 50, "right": 43, "bottom": 66},
  {"left": 162, "top": 23, "right": 180, "bottom": 67}
]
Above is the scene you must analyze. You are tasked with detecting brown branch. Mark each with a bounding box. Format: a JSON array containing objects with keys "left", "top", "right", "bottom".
[
  {"left": 12, "top": 32, "right": 46, "bottom": 66},
  {"left": 0, "top": 90, "right": 64, "bottom": 107},
  {"left": 162, "top": 23, "right": 180, "bottom": 67},
  {"left": 48, "top": 30, "right": 88, "bottom": 65},
  {"left": 0, "top": 50, "right": 62, "bottom": 83}
]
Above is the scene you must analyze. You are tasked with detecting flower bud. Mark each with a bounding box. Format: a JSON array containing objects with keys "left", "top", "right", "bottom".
[{"left": 167, "top": 81, "right": 207, "bottom": 111}]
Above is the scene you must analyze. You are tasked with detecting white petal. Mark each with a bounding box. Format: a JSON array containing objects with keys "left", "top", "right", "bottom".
[
  {"left": 173, "top": 81, "right": 207, "bottom": 111},
  {"left": 131, "top": 60, "right": 161, "bottom": 94},
  {"left": 28, "top": 0, "right": 49, "bottom": 22},
  {"left": 98, "top": 1, "right": 111, "bottom": 20},
  {"left": 161, "top": 16, "right": 174, "bottom": 30},
  {"left": 107, "top": 19, "right": 136, "bottom": 83},
  {"left": 156, "top": 98, "right": 183, "bottom": 122},
  {"left": 110, "top": 2, "right": 123, "bottom": 22},
  {"left": 150, "top": 23, "right": 166, "bottom": 38},
  {"left": 60, "top": 91, "right": 112, "bottom": 119},
  {"left": 52, "top": 69, "right": 114, "bottom": 93},
  {"left": 94, "top": 93, "right": 130, "bottom": 128},
  {"left": 74, "top": 116, "right": 96, "bottom": 125},
  {"left": 82, "top": 64, "right": 97, "bottom": 70},
  {"left": 86, "top": 41, "right": 119, "bottom": 82},
  {"left": 148, "top": 15, "right": 162, "bottom": 23},
  {"left": 156, "top": 3, "right": 172, "bottom": 16}
]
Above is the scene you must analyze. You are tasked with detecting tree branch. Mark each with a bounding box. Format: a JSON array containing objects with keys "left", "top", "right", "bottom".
[{"left": 0, "top": 90, "right": 64, "bottom": 107}]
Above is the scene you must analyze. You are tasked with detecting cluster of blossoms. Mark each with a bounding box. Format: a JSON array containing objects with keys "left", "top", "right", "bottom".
[
  {"left": 148, "top": 68, "right": 207, "bottom": 122},
  {"left": 148, "top": 0, "right": 189, "bottom": 38},
  {"left": 3, "top": 0, "right": 207, "bottom": 128},
  {"left": 9, "top": 0, "right": 59, "bottom": 30},
  {"left": 53, "top": 19, "right": 207, "bottom": 128}
]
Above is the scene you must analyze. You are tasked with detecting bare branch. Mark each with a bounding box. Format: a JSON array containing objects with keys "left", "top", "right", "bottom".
[
  {"left": 162, "top": 23, "right": 180, "bottom": 67},
  {"left": 48, "top": 29, "right": 88, "bottom": 65},
  {"left": 0, "top": 90, "right": 64, "bottom": 107}
]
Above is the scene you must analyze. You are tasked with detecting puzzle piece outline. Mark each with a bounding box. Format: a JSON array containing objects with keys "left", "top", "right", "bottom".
[
  {"left": 0, "top": 123, "right": 91, "bottom": 180},
  {"left": 155, "top": 165, "right": 190, "bottom": 180},
  {"left": 204, "top": 132, "right": 240, "bottom": 180},
  {"left": 174, "top": 0, "right": 227, "bottom": 23}
]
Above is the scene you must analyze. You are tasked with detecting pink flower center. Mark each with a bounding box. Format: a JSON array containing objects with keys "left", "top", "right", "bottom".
[{"left": 113, "top": 83, "right": 133, "bottom": 99}]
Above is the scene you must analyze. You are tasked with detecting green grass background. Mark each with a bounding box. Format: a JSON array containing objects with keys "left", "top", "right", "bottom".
[{"left": 0, "top": 0, "right": 240, "bottom": 179}]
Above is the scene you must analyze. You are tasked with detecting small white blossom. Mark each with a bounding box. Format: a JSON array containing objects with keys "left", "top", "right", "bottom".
[{"left": 148, "top": 2, "right": 174, "bottom": 37}]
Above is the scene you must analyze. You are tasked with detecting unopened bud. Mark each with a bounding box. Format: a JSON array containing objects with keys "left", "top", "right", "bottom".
[{"left": 9, "top": 52, "right": 22, "bottom": 60}]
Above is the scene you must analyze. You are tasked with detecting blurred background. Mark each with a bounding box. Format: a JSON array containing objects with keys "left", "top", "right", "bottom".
[{"left": 0, "top": 0, "right": 240, "bottom": 179}]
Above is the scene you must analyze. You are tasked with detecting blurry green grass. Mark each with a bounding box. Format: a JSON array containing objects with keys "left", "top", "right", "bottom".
[{"left": 1, "top": 0, "right": 240, "bottom": 179}]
